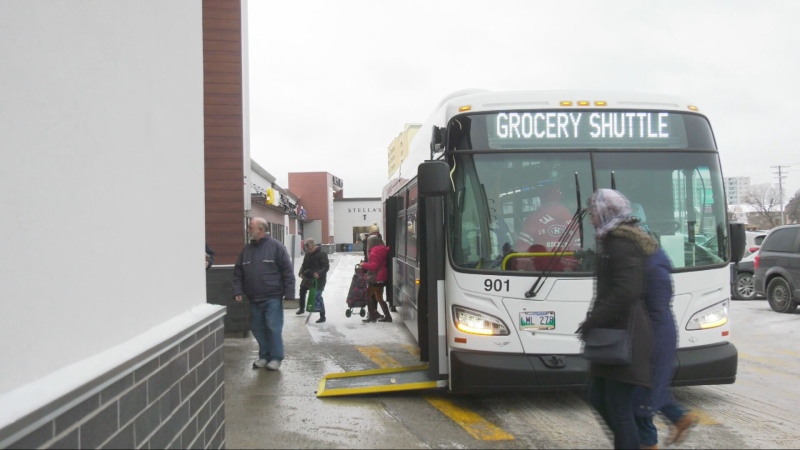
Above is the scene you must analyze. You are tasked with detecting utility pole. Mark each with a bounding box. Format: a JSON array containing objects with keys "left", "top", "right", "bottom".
[{"left": 772, "top": 165, "right": 789, "bottom": 225}]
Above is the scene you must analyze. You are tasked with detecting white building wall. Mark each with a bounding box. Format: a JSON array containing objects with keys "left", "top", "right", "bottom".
[
  {"left": 0, "top": 1, "right": 205, "bottom": 396},
  {"left": 333, "top": 199, "right": 383, "bottom": 244}
]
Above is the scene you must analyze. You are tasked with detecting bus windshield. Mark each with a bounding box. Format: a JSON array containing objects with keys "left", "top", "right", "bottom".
[{"left": 447, "top": 113, "right": 727, "bottom": 273}]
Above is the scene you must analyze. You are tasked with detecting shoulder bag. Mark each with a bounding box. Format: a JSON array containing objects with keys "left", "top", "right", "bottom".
[{"left": 581, "top": 307, "right": 636, "bottom": 365}]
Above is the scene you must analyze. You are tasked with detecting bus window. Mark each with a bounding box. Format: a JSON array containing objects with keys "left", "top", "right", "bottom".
[
  {"left": 594, "top": 153, "right": 727, "bottom": 268},
  {"left": 449, "top": 152, "right": 594, "bottom": 272},
  {"left": 396, "top": 212, "right": 407, "bottom": 261},
  {"left": 407, "top": 209, "right": 418, "bottom": 262}
]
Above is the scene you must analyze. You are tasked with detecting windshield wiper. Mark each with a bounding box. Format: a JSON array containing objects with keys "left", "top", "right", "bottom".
[{"left": 525, "top": 172, "right": 586, "bottom": 298}]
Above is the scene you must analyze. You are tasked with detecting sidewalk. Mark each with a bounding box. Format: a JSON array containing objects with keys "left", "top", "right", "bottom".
[{"left": 223, "top": 252, "right": 422, "bottom": 449}]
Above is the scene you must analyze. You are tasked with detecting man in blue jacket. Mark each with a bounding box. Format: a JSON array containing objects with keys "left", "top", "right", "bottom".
[{"left": 233, "top": 218, "right": 296, "bottom": 371}]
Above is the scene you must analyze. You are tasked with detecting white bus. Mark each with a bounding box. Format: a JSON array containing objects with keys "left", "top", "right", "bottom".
[{"left": 382, "top": 90, "right": 746, "bottom": 393}]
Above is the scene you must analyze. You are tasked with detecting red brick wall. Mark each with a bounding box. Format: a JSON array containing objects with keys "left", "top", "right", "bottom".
[
  {"left": 203, "top": 0, "right": 246, "bottom": 265},
  {"left": 288, "top": 172, "right": 335, "bottom": 244}
]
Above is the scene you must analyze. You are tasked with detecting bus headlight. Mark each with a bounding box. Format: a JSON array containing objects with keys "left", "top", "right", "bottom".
[
  {"left": 452, "top": 306, "right": 510, "bottom": 336},
  {"left": 686, "top": 299, "right": 729, "bottom": 330}
]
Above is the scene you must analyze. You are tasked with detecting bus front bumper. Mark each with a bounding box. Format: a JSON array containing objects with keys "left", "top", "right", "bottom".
[
  {"left": 448, "top": 342, "right": 737, "bottom": 393},
  {"left": 673, "top": 341, "right": 737, "bottom": 386}
]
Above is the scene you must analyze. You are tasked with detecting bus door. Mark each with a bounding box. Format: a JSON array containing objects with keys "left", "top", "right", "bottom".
[{"left": 418, "top": 161, "right": 450, "bottom": 382}]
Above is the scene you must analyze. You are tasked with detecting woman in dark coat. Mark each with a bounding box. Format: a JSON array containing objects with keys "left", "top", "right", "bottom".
[
  {"left": 632, "top": 247, "right": 699, "bottom": 447},
  {"left": 578, "top": 189, "right": 656, "bottom": 449}
]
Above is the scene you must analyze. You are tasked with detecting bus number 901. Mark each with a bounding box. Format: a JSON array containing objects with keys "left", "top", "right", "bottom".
[{"left": 484, "top": 279, "right": 510, "bottom": 292}]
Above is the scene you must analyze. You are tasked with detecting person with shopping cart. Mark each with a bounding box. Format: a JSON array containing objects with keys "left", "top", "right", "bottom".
[{"left": 358, "top": 234, "right": 392, "bottom": 323}]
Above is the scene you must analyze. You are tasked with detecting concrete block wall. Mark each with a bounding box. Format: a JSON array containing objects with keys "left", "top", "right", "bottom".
[
  {"left": 2, "top": 315, "right": 226, "bottom": 449},
  {"left": 207, "top": 266, "right": 251, "bottom": 335}
]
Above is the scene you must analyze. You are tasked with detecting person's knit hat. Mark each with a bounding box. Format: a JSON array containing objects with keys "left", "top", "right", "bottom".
[{"left": 369, "top": 222, "right": 380, "bottom": 234}]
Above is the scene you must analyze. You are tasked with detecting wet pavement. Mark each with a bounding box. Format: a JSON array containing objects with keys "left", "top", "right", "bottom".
[
  {"left": 223, "top": 252, "right": 427, "bottom": 449},
  {"left": 223, "top": 252, "right": 800, "bottom": 449}
]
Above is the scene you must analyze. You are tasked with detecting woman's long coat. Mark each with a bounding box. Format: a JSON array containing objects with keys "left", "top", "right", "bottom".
[
  {"left": 582, "top": 225, "right": 656, "bottom": 387},
  {"left": 632, "top": 247, "right": 678, "bottom": 415}
]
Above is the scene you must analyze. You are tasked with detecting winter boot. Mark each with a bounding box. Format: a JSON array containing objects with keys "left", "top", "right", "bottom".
[
  {"left": 363, "top": 297, "right": 379, "bottom": 322},
  {"left": 668, "top": 411, "right": 699, "bottom": 445},
  {"left": 378, "top": 301, "right": 393, "bottom": 322}
]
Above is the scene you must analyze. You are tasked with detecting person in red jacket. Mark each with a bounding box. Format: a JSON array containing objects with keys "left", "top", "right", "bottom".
[
  {"left": 513, "top": 184, "right": 578, "bottom": 272},
  {"left": 359, "top": 235, "right": 391, "bottom": 322}
]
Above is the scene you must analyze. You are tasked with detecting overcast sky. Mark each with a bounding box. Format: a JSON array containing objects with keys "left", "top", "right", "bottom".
[{"left": 246, "top": 0, "right": 800, "bottom": 202}]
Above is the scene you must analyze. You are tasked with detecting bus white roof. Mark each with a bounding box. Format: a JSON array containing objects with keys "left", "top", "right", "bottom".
[{"left": 441, "top": 90, "right": 700, "bottom": 115}]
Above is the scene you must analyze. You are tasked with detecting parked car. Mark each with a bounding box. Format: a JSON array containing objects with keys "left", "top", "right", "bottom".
[
  {"left": 745, "top": 230, "right": 768, "bottom": 255},
  {"left": 753, "top": 224, "right": 800, "bottom": 313},
  {"left": 733, "top": 250, "right": 759, "bottom": 300}
]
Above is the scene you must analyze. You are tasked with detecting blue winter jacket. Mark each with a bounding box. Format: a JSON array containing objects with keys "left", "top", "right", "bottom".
[
  {"left": 232, "top": 237, "right": 296, "bottom": 302},
  {"left": 632, "top": 247, "right": 678, "bottom": 416}
]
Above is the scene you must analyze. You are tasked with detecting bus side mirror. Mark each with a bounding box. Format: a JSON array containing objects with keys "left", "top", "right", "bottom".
[
  {"left": 729, "top": 222, "right": 746, "bottom": 263},
  {"left": 418, "top": 161, "right": 450, "bottom": 197}
]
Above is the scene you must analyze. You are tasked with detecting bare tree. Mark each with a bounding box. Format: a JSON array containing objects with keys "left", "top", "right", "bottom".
[
  {"left": 787, "top": 189, "right": 800, "bottom": 224},
  {"left": 743, "top": 183, "right": 782, "bottom": 228}
]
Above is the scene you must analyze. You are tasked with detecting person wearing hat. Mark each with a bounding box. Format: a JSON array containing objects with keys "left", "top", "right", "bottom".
[
  {"left": 296, "top": 238, "right": 330, "bottom": 323},
  {"left": 362, "top": 222, "right": 382, "bottom": 261},
  {"left": 359, "top": 234, "right": 392, "bottom": 322}
]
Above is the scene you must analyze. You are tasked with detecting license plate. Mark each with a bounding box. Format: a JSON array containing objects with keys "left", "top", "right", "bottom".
[{"left": 519, "top": 311, "right": 555, "bottom": 330}]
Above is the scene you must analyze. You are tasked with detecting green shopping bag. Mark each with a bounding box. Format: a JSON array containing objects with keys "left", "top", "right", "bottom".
[{"left": 305, "top": 279, "right": 319, "bottom": 313}]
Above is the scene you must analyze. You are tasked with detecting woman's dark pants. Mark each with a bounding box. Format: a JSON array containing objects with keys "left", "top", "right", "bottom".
[{"left": 589, "top": 376, "right": 640, "bottom": 449}]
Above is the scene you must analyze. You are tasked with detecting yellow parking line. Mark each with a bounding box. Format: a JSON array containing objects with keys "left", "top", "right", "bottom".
[
  {"left": 358, "top": 346, "right": 403, "bottom": 368},
  {"left": 424, "top": 395, "right": 515, "bottom": 441},
  {"left": 356, "top": 346, "right": 514, "bottom": 441},
  {"left": 402, "top": 344, "right": 420, "bottom": 356}
]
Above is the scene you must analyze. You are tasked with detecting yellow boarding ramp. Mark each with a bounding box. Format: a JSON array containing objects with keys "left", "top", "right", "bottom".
[{"left": 317, "top": 364, "right": 447, "bottom": 397}]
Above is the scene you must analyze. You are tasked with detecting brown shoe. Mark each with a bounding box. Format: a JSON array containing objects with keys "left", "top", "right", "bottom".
[
  {"left": 641, "top": 445, "right": 658, "bottom": 450},
  {"left": 668, "top": 411, "right": 699, "bottom": 445}
]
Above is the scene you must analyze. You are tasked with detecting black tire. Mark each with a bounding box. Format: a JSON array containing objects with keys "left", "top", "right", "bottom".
[
  {"left": 767, "top": 277, "right": 798, "bottom": 313},
  {"left": 345, "top": 309, "right": 352, "bottom": 318},
  {"left": 734, "top": 272, "right": 756, "bottom": 300},
  {"left": 359, "top": 308, "right": 366, "bottom": 317}
]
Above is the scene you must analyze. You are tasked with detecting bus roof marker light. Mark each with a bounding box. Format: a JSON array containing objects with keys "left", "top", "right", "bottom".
[
  {"left": 688, "top": 105, "right": 699, "bottom": 111},
  {"left": 578, "top": 101, "right": 590, "bottom": 106},
  {"left": 458, "top": 105, "right": 472, "bottom": 112},
  {"left": 560, "top": 101, "right": 573, "bottom": 107},
  {"left": 594, "top": 101, "right": 607, "bottom": 107}
]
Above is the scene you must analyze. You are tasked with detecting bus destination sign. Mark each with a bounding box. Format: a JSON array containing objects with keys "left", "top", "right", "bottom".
[{"left": 486, "top": 111, "right": 691, "bottom": 149}]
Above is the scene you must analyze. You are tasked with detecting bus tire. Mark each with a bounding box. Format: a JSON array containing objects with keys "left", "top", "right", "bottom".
[{"left": 767, "top": 277, "right": 797, "bottom": 313}]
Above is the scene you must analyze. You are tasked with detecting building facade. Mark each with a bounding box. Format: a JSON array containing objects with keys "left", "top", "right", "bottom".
[
  {"left": 725, "top": 176, "right": 751, "bottom": 205},
  {"left": 333, "top": 198, "right": 383, "bottom": 250},
  {"left": 388, "top": 123, "right": 421, "bottom": 177},
  {"left": 288, "top": 172, "right": 344, "bottom": 245},
  {"left": 0, "top": 1, "right": 225, "bottom": 448}
]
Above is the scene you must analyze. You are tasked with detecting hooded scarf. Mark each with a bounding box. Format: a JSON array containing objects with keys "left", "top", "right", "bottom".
[{"left": 589, "top": 188, "right": 633, "bottom": 237}]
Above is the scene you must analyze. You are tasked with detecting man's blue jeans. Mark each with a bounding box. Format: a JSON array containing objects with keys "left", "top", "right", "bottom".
[{"left": 250, "top": 298, "right": 284, "bottom": 362}]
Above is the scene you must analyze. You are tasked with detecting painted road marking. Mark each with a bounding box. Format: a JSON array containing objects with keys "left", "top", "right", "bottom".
[{"left": 356, "top": 346, "right": 515, "bottom": 441}]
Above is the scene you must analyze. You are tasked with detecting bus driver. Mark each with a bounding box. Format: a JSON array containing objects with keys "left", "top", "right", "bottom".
[{"left": 513, "top": 184, "right": 578, "bottom": 271}]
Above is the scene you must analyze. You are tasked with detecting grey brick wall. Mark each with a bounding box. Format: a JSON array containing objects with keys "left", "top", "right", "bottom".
[
  {"left": 206, "top": 266, "right": 250, "bottom": 335},
  {"left": 2, "top": 312, "right": 226, "bottom": 450}
]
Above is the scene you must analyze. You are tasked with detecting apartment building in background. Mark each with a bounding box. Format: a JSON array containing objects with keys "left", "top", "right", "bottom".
[{"left": 725, "top": 176, "right": 751, "bottom": 205}]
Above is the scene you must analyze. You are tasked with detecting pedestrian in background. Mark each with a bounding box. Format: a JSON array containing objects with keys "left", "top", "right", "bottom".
[
  {"left": 360, "top": 234, "right": 391, "bottom": 323},
  {"left": 296, "top": 238, "right": 330, "bottom": 323},
  {"left": 633, "top": 246, "right": 699, "bottom": 448},
  {"left": 577, "top": 189, "right": 655, "bottom": 449},
  {"left": 232, "top": 217, "right": 295, "bottom": 371}
]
